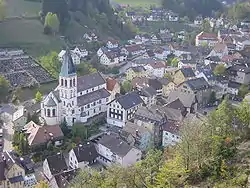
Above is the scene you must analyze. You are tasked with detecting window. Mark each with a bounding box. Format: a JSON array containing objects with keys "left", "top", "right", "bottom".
[
  {"left": 72, "top": 101, "right": 74, "bottom": 105},
  {"left": 99, "top": 106, "right": 101, "bottom": 111},
  {"left": 99, "top": 99, "right": 102, "bottom": 104},
  {"left": 52, "top": 109, "right": 56, "bottom": 117},
  {"left": 64, "top": 101, "right": 66, "bottom": 106},
  {"left": 61, "top": 79, "right": 64, "bottom": 86},
  {"left": 70, "top": 80, "right": 72, "bottom": 87},
  {"left": 92, "top": 88, "right": 94, "bottom": 91},
  {"left": 65, "top": 80, "right": 67, "bottom": 87},
  {"left": 87, "top": 104, "right": 90, "bottom": 108},
  {"left": 72, "top": 110, "right": 75, "bottom": 114},
  {"left": 73, "top": 78, "right": 76, "bottom": 86},
  {"left": 94, "top": 109, "right": 96, "bottom": 113},
  {"left": 172, "top": 135, "right": 175, "bottom": 138},
  {"left": 93, "top": 102, "right": 96, "bottom": 106},
  {"left": 47, "top": 109, "right": 51, "bottom": 117}
]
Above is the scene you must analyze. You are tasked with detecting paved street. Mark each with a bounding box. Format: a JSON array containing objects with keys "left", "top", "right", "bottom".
[{"left": 1, "top": 114, "right": 14, "bottom": 152}]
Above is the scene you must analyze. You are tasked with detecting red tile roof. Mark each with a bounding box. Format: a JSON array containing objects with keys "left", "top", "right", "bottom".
[
  {"left": 106, "top": 78, "right": 117, "bottom": 91},
  {"left": 197, "top": 32, "right": 218, "bottom": 40}
]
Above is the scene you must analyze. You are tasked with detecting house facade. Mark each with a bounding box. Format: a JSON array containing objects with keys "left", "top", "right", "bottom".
[{"left": 107, "top": 92, "right": 144, "bottom": 127}]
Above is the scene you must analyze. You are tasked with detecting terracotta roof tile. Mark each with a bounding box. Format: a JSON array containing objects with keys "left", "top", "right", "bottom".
[{"left": 106, "top": 78, "right": 117, "bottom": 91}]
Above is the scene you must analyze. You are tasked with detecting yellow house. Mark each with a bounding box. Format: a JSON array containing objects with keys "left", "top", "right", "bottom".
[
  {"left": 173, "top": 67, "right": 196, "bottom": 85},
  {"left": 159, "top": 78, "right": 176, "bottom": 97},
  {"left": 126, "top": 66, "right": 148, "bottom": 81},
  {"left": 0, "top": 151, "right": 26, "bottom": 188}
]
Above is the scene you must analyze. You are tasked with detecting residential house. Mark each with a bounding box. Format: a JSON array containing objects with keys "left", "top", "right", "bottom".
[
  {"left": 69, "top": 143, "right": 98, "bottom": 169},
  {"left": 162, "top": 121, "right": 180, "bottom": 147},
  {"left": 204, "top": 56, "right": 222, "bottom": 65},
  {"left": 169, "top": 44, "right": 192, "bottom": 57},
  {"left": 107, "top": 92, "right": 144, "bottom": 127},
  {"left": 126, "top": 66, "right": 148, "bottom": 81},
  {"left": 163, "top": 99, "right": 188, "bottom": 122},
  {"left": 49, "top": 169, "right": 78, "bottom": 188},
  {"left": 106, "top": 78, "right": 120, "bottom": 102},
  {"left": 121, "top": 45, "right": 146, "bottom": 57},
  {"left": 208, "top": 43, "right": 228, "bottom": 58},
  {"left": 137, "top": 86, "right": 157, "bottom": 106},
  {"left": 106, "top": 40, "right": 119, "bottom": 49},
  {"left": 150, "top": 34, "right": 162, "bottom": 44},
  {"left": 72, "top": 47, "right": 88, "bottom": 59},
  {"left": 197, "top": 69, "right": 216, "bottom": 86},
  {"left": 94, "top": 132, "right": 142, "bottom": 167},
  {"left": 58, "top": 50, "right": 81, "bottom": 65},
  {"left": 194, "top": 16, "right": 203, "bottom": 25},
  {"left": 227, "top": 65, "right": 250, "bottom": 84},
  {"left": 99, "top": 51, "right": 120, "bottom": 65},
  {"left": 178, "top": 60, "right": 197, "bottom": 70},
  {"left": 235, "top": 37, "right": 250, "bottom": 51},
  {"left": 166, "top": 91, "right": 198, "bottom": 113},
  {"left": 178, "top": 77, "right": 211, "bottom": 106},
  {"left": 12, "top": 107, "right": 27, "bottom": 131},
  {"left": 23, "top": 121, "right": 64, "bottom": 148},
  {"left": 154, "top": 47, "right": 170, "bottom": 60},
  {"left": 83, "top": 32, "right": 98, "bottom": 42},
  {"left": 134, "top": 105, "right": 165, "bottom": 147},
  {"left": 121, "top": 121, "right": 152, "bottom": 152},
  {"left": 227, "top": 81, "right": 241, "bottom": 95},
  {"left": 168, "top": 13, "right": 179, "bottom": 22},
  {"left": 144, "top": 61, "right": 165, "bottom": 78},
  {"left": 159, "top": 78, "right": 175, "bottom": 97},
  {"left": 0, "top": 151, "right": 37, "bottom": 188},
  {"left": 43, "top": 153, "right": 68, "bottom": 180},
  {"left": 173, "top": 68, "right": 196, "bottom": 85},
  {"left": 195, "top": 32, "right": 218, "bottom": 47}
]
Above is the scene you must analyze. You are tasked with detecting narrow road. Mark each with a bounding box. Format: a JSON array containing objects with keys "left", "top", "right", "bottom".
[{"left": 1, "top": 114, "right": 14, "bottom": 152}]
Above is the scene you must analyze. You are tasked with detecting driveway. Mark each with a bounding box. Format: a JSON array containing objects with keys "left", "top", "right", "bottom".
[{"left": 1, "top": 114, "right": 14, "bottom": 151}]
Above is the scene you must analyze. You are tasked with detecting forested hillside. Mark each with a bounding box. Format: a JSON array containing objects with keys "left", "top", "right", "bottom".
[
  {"left": 162, "top": 0, "right": 223, "bottom": 19},
  {"left": 227, "top": 1, "right": 250, "bottom": 20},
  {"left": 42, "top": 0, "right": 135, "bottom": 40}
]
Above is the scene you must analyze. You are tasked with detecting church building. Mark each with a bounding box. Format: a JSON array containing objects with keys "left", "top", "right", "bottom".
[{"left": 41, "top": 49, "right": 110, "bottom": 126}]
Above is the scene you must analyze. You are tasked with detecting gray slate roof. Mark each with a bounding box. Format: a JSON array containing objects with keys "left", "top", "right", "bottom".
[
  {"left": 138, "top": 86, "right": 157, "bottom": 97},
  {"left": 60, "top": 48, "right": 76, "bottom": 77},
  {"left": 46, "top": 154, "right": 68, "bottom": 176},
  {"left": 185, "top": 77, "right": 210, "bottom": 91},
  {"left": 77, "top": 88, "right": 110, "bottom": 106},
  {"left": 117, "top": 92, "right": 143, "bottom": 110},
  {"left": 73, "top": 143, "right": 98, "bottom": 163},
  {"left": 180, "top": 67, "right": 195, "bottom": 78},
  {"left": 77, "top": 72, "right": 106, "bottom": 92},
  {"left": 97, "top": 133, "right": 132, "bottom": 157},
  {"left": 44, "top": 97, "right": 56, "bottom": 107},
  {"left": 167, "top": 91, "right": 196, "bottom": 108}
]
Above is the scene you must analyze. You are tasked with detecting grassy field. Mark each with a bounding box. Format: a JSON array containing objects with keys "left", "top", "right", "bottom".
[
  {"left": 6, "top": 0, "right": 41, "bottom": 17},
  {"left": 0, "top": 19, "right": 64, "bottom": 56},
  {"left": 139, "top": 21, "right": 195, "bottom": 33},
  {"left": 111, "top": 0, "right": 160, "bottom": 7}
]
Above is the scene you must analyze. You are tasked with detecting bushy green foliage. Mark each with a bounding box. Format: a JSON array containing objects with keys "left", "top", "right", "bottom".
[{"left": 0, "top": 76, "right": 10, "bottom": 103}]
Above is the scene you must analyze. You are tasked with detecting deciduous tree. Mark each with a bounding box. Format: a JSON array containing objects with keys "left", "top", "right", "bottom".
[
  {"left": 213, "top": 64, "right": 226, "bottom": 76},
  {"left": 35, "top": 91, "right": 42, "bottom": 103},
  {"left": 238, "top": 84, "right": 249, "bottom": 98},
  {"left": 0, "top": 76, "right": 9, "bottom": 103},
  {"left": 0, "top": 0, "right": 6, "bottom": 21},
  {"left": 44, "top": 12, "right": 60, "bottom": 34}
]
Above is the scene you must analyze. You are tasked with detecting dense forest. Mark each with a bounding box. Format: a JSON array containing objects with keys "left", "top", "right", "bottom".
[
  {"left": 162, "top": 0, "right": 223, "bottom": 19},
  {"left": 227, "top": 1, "right": 250, "bottom": 21},
  {"left": 41, "top": 0, "right": 135, "bottom": 40}
]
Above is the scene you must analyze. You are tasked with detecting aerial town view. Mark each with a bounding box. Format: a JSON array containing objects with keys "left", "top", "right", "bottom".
[{"left": 1, "top": 0, "right": 250, "bottom": 187}]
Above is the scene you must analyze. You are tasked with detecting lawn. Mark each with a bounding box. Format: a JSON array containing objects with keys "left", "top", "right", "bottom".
[
  {"left": 111, "top": 0, "right": 160, "bottom": 7},
  {"left": 0, "top": 19, "right": 64, "bottom": 56},
  {"left": 5, "top": 0, "right": 41, "bottom": 17},
  {"left": 139, "top": 21, "right": 195, "bottom": 33}
]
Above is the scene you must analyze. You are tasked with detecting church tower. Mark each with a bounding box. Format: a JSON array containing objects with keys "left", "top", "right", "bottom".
[{"left": 58, "top": 48, "right": 78, "bottom": 126}]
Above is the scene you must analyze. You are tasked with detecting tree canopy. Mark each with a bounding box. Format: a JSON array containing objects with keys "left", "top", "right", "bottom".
[
  {"left": 44, "top": 12, "right": 60, "bottom": 34},
  {"left": 0, "top": 76, "right": 10, "bottom": 103},
  {"left": 162, "top": 0, "right": 223, "bottom": 19},
  {"left": 213, "top": 64, "right": 226, "bottom": 76},
  {"left": 0, "top": 0, "right": 6, "bottom": 21}
]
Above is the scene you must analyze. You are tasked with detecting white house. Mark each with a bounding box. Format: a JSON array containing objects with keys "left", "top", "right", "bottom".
[
  {"left": 168, "top": 13, "right": 179, "bottom": 22},
  {"left": 43, "top": 153, "right": 68, "bottom": 180},
  {"left": 41, "top": 49, "right": 110, "bottom": 126},
  {"left": 99, "top": 52, "right": 120, "bottom": 65},
  {"left": 106, "top": 40, "right": 119, "bottom": 49},
  {"left": 144, "top": 61, "right": 165, "bottom": 78},
  {"left": 208, "top": 43, "right": 228, "bottom": 58},
  {"left": 162, "top": 122, "right": 181, "bottom": 147},
  {"left": 195, "top": 32, "right": 218, "bottom": 47},
  {"left": 58, "top": 50, "right": 81, "bottom": 65},
  {"left": 72, "top": 47, "right": 88, "bottom": 59},
  {"left": 69, "top": 143, "right": 98, "bottom": 170},
  {"left": 137, "top": 87, "right": 157, "bottom": 106},
  {"left": 95, "top": 132, "right": 142, "bottom": 167},
  {"left": 107, "top": 92, "right": 144, "bottom": 127},
  {"left": 154, "top": 47, "right": 170, "bottom": 60},
  {"left": 83, "top": 32, "right": 98, "bottom": 42},
  {"left": 121, "top": 45, "right": 146, "bottom": 57},
  {"left": 12, "top": 106, "right": 27, "bottom": 130},
  {"left": 194, "top": 16, "right": 203, "bottom": 25}
]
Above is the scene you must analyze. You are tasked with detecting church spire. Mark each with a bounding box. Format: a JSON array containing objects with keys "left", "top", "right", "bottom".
[{"left": 60, "top": 48, "right": 76, "bottom": 77}]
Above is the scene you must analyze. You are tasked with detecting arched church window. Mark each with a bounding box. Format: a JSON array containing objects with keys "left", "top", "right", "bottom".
[
  {"left": 52, "top": 109, "right": 56, "bottom": 117},
  {"left": 65, "top": 80, "right": 67, "bottom": 87},
  {"left": 47, "top": 109, "right": 51, "bottom": 117},
  {"left": 70, "top": 80, "right": 72, "bottom": 87},
  {"left": 61, "top": 79, "right": 64, "bottom": 86}
]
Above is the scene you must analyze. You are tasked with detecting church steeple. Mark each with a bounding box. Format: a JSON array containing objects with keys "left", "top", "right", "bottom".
[{"left": 60, "top": 48, "right": 76, "bottom": 77}]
